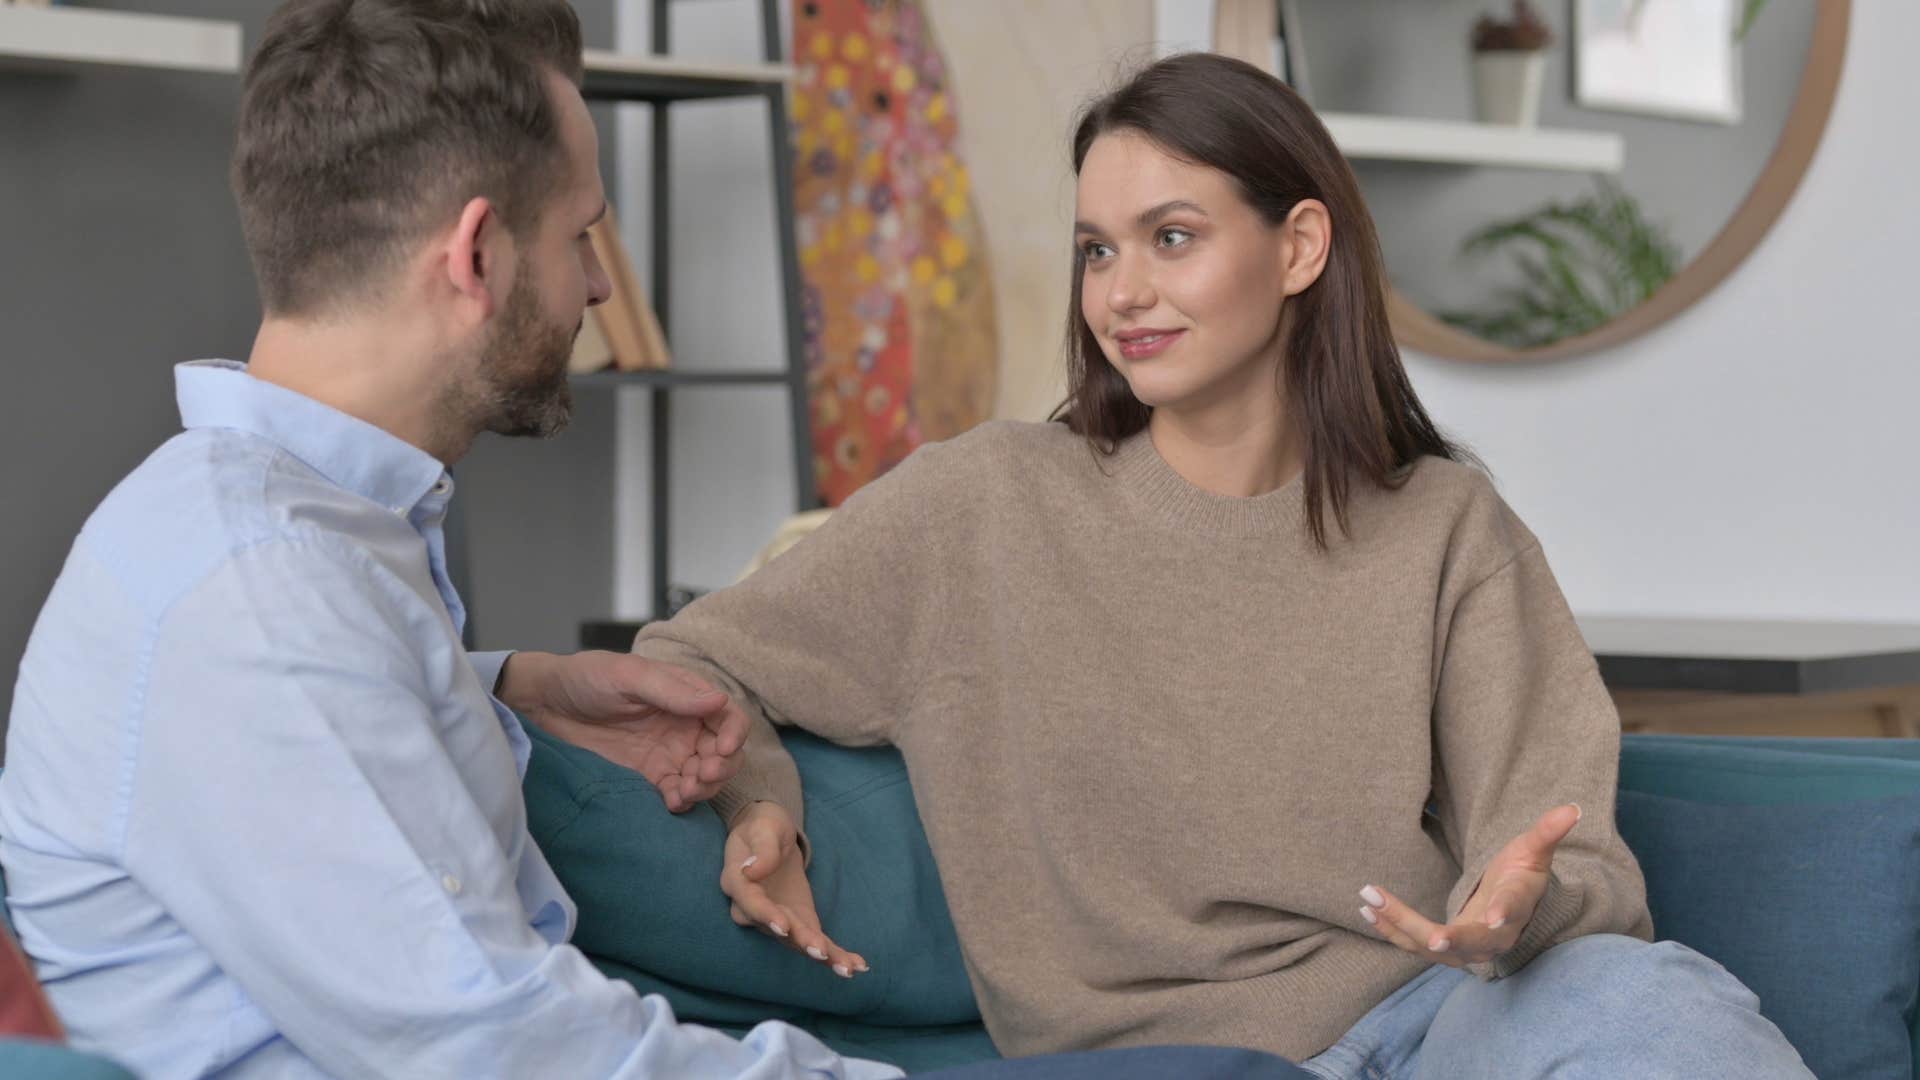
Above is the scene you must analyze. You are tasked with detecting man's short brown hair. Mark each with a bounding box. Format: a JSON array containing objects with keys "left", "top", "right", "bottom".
[{"left": 233, "top": 0, "right": 585, "bottom": 317}]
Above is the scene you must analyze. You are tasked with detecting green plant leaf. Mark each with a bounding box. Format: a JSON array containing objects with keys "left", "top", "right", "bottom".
[{"left": 1444, "top": 178, "right": 1681, "bottom": 348}]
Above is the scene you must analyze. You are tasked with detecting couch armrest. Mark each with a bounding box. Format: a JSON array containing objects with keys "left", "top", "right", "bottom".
[
  {"left": 1618, "top": 733, "right": 1920, "bottom": 1076},
  {"left": 0, "top": 1040, "right": 136, "bottom": 1080},
  {"left": 1620, "top": 734, "right": 1920, "bottom": 804}
]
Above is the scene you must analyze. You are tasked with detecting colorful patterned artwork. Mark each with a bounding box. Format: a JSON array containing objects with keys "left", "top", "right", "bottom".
[{"left": 790, "top": 0, "right": 999, "bottom": 507}]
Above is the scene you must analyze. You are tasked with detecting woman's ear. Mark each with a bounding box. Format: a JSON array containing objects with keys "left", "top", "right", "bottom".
[{"left": 1278, "top": 198, "right": 1333, "bottom": 298}]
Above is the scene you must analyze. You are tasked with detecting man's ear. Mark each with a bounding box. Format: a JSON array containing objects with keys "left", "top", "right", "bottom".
[{"left": 443, "top": 196, "right": 506, "bottom": 321}]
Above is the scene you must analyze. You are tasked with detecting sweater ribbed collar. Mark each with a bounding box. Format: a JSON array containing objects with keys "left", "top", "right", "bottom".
[{"left": 1107, "top": 429, "right": 1307, "bottom": 539}]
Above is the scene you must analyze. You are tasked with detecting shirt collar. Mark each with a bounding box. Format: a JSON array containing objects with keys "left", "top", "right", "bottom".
[{"left": 175, "top": 360, "right": 450, "bottom": 515}]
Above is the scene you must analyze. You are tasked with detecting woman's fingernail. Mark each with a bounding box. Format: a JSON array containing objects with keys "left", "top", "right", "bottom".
[
  {"left": 1571, "top": 803, "right": 1583, "bottom": 821},
  {"left": 855, "top": 960, "right": 870, "bottom": 973},
  {"left": 834, "top": 963, "right": 852, "bottom": 978},
  {"left": 1360, "top": 885, "right": 1384, "bottom": 907},
  {"left": 1487, "top": 915, "right": 1507, "bottom": 930},
  {"left": 806, "top": 946, "right": 828, "bottom": 961},
  {"left": 770, "top": 923, "right": 788, "bottom": 938},
  {"left": 1430, "top": 936, "right": 1450, "bottom": 953},
  {"left": 740, "top": 855, "right": 758, "bottom": 871},
  {"left": 1359, "top": 906, "right": 1378, "bottom": 925}
]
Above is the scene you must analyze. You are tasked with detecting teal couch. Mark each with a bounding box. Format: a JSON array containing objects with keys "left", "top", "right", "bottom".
[
  {"left": 526, "top": 730, "right": 1920, "bottom": 1079},
  {"left": 5, "top": 733, "right": 1917, "bottom": 1078}
]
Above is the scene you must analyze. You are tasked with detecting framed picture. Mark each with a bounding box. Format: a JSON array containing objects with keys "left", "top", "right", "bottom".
[{"left": 1575, "top": 0, "right": 1743, "bottom": 124}]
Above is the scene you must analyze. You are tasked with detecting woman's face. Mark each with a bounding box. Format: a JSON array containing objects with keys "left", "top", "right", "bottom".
[{"left": 1073, "top": 131, "right": 1297, "bottom": 421}]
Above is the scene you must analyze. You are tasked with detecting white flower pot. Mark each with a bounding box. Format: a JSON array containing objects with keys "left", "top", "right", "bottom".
[{"left": 1472, "top": 50, "right": 1547, "bottom": 127}]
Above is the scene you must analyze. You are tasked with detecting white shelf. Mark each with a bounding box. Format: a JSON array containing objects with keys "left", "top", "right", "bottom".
[
  {"left": 581, "top": 50, "right": 792, "bottom": 86},
  {"left": 1322, "top": 113, "right": 1624, "bottom": 173},
  {"left": 0, "top": 5, "right": 240, "bottom": 75}
]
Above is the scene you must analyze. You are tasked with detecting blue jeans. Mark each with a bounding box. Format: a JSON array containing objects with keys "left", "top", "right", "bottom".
[{"left": 1301, "top": 935, "right": 1812, "bottom": 1079}]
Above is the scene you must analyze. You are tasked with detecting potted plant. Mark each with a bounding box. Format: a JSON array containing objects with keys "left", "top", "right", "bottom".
[{"left": 1470, "top": 0, "right": 1554, "bottom": 126}]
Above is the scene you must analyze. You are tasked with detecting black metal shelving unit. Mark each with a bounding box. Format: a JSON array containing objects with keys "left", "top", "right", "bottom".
[{"left": 572, "top": 0, "right": 816, "bottom": 626}]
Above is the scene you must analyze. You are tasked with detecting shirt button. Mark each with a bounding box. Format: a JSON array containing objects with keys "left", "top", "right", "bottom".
[
  {"left": 440, "top": 873, "right": 463, "bottom": 896},
  {"left": 432, "top": 478, "right": 451, "bottom": 496},
  {"left": 392, "top": 506, "right": 407, "bottom": 516}
]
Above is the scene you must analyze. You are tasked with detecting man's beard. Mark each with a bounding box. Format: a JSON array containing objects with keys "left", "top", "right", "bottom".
[{"left": 477, "top": 271, "right": 579, "bottom": 439}]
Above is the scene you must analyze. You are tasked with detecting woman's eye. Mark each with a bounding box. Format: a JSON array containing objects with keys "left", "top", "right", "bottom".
[
  {"left": 1158, "top": 228, "right": 1193, "bottom": 249},
  {"left": 1081, "top": 240, "right": 1113, "bottom": 261}
]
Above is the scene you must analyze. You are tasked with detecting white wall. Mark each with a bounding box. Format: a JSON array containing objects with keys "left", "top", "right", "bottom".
[
  {"left": 1402, "top": 1, "right": 1919, "bottom": 622},
  {"left": 615, "top": 0, "right": 1918, "bottom": 624}
]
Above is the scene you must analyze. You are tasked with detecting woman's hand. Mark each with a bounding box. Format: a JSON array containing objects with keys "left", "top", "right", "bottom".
[
  {"left": 1358, "top": 803, "right": 1580, "bottom": 968},
  {"left": 722, "top": 801, "right": 870, "bottom": 979}
]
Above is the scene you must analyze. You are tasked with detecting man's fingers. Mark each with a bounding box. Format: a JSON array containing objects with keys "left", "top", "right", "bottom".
[
  {"left": 705, "top": 703, "right": 751, "bottom": 757},
  {"left": 657, "top": 774, "right": 690, "bottom": 814},
  {"left": 694, "top": 746, "right": 743, "bottom": 786},
  {"left": 676, "top": 774, "right": 723, "bottom": 805},
  {"left": 617, "top": 656, "right": 729, "bottom": 716}
]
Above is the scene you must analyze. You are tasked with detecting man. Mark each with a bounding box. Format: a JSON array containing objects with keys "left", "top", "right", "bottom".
[{"left": 0, "top": 0, "right": 886, "bottom": 1075}]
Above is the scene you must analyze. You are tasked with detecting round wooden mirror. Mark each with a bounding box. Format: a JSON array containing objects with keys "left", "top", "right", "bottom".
[{"left": 1215, "top": 0, "right": 1850, "bottom": 362}]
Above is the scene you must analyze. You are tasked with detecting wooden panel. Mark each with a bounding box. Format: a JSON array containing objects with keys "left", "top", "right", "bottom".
[{"left": 1612, "top": 684, "right": 1920, "bottom": 738}]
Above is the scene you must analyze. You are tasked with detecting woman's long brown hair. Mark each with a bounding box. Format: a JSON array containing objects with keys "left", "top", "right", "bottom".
[{"left": 1053, "top": 52, "right": 1471, "bottom": 548}]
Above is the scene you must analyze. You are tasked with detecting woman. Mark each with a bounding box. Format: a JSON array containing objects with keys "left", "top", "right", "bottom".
[{"left": 633, "top": 53, "right": 1809, "bottom": 1078}]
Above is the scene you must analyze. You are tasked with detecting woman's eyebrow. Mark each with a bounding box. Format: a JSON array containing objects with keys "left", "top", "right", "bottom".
[{"left": 1073, "top": 199, "right": 1209, "bottom": 237}]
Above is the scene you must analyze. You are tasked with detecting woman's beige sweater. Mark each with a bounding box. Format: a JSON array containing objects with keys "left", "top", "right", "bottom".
[{"left": 634, "top": 420, "right": 1651, "bottom": 1063}]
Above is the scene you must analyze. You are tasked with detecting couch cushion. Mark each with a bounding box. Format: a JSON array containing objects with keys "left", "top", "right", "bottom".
[
  {"left": 523, "top": 723, "right": 979, "bottom": 1031},
  {"left": 1621, "top": 735, "right": 1920, "bottom": 805},
  {"left": 0, "top": 1041, "right": 137, "bottom": 1080},
  {"left": 1621, "top": 736, "right": 1920, "bottom": 1078},
  {"left": 1618, "top": 787, "right": 1920, "bottom": 1080}
]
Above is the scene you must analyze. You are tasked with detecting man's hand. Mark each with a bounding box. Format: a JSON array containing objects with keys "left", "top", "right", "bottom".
[
  {"left": 722, "top": 802, "right": 869, "bottom": 979},
  {"left": 1358, "top": 804, "right": 1581, "bottom": 968},
  {"left": 498, "top": 651, "right": 750, "bottom": 812}
]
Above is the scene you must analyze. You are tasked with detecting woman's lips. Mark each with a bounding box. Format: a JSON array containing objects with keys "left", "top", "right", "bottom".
[{"left": 1116, "top": 329, "right": 1184, "bottom": 360}]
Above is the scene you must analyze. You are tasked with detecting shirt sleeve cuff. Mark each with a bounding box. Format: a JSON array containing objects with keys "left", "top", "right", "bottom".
[{"left": 468, "top": 650, "right": 515, "bottom": 697}]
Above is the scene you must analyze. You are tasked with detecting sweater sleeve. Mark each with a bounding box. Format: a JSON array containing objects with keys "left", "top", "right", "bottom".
[
  {"left": 1431, "top": 542, "right": 1654, "bottom": 978},
  {"left": 630, "top": 440, "right": 963, "bottom": 833}
]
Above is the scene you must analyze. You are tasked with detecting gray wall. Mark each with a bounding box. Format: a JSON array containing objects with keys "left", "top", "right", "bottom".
[
  {"left": 1296, "top": 0, "right": 1816, "bottom": 313},
  {"left": 0, "top": 0, "right": 619, "bottom": 739}
]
